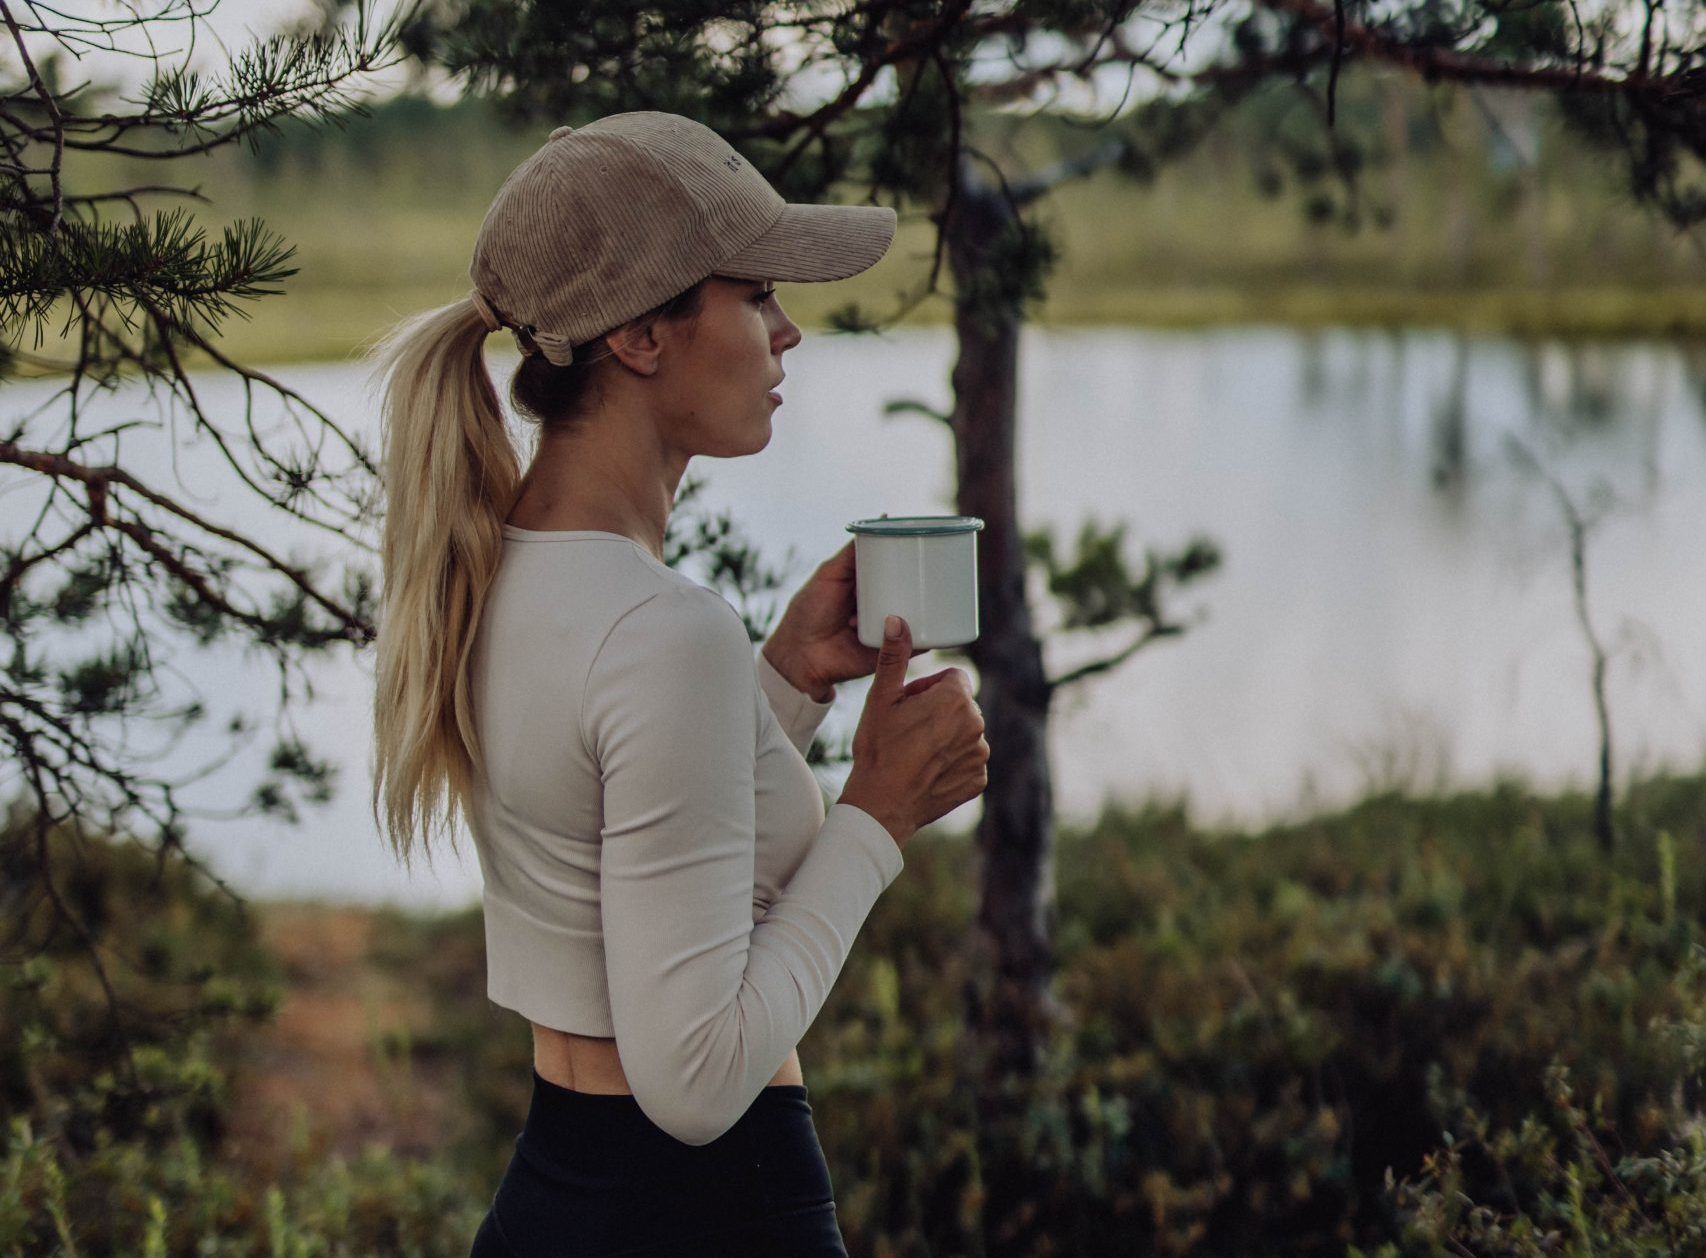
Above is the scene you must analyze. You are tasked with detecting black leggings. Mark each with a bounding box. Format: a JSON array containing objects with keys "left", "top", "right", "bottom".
[{"left": 468, "top": 1070, "right": 850, "bottom": 1257}]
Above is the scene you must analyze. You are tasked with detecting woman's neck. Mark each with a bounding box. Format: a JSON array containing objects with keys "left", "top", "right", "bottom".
[{"left": 506, "top": 423, "right": 682, "bottom": 562}]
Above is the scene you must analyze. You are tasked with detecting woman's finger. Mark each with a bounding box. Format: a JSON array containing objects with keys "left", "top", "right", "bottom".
[{"left": 902, "top": 669, "right": 953, "bottom": 696}]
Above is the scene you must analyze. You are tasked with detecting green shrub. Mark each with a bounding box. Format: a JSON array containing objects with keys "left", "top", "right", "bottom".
[
  {"left": 1364, "top": 1057, "right": 1706, "bottom": 1256},
  {"left": 798, "top": 772, "right": 1706, "bottom": 1255},
  {"left": 0, "top": 807, "right": 485, "bottom": 1255},
  {"left": 2, "top": 1106, "right": 485, "bottom": 1256},
  {"left": 11, "top": 767, "right": 1706, "bottom": 1254}
]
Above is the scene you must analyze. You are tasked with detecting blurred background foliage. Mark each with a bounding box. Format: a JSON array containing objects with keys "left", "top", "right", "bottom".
[
  {"left": 43, "top": 60, "right": 1706, "bottom": 375},
  {"left": 9, "top": 767, "right": 1706, "bottom": 1254}
]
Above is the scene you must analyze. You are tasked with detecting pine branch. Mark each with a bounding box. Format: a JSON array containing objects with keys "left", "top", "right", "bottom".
[
  {"left": 1044, "top": 621, "right": 1181, "bottom": 695},
  {"left": 133, "top": 293, "right": 376, "bottom": 544},
  {"left": 1261, "top": 0, "right": 1700, "bottom": 97},
  {"left": 0, "top": 0, "right": 403, "bottom": 1119},
  {"left": 0, "top": 0, "right": 65, "bottom": 233},
  {"left": 57, "top": 20, "right": 411, "bottom": 159},
  {"left": 0, "top": 207, "right": 297, "bottom": 335},
  {"left": 0, "top": 441, "right": 374, "bottom": 644}
]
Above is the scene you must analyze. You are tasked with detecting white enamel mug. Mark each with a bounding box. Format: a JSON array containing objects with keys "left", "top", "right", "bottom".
[{"left": 846, "top": 515, "right": 984, "bottom": 649}]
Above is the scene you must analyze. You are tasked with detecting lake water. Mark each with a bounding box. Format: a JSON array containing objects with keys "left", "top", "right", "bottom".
[{"left": 6, "top": 326, "right": 1704, "bottom": 908}]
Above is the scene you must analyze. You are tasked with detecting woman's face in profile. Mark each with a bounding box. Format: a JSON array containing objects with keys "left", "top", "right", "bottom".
[{"left": 657, "top": 274, "right": 802, "bottom": 457}]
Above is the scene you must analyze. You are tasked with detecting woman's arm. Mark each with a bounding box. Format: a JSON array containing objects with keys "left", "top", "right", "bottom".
[
  {"left": 756, "top": 644, "right": 836, "bottom": 756},
  {"left": 585, "top": 584, "right": 902, "bottom": 1145}
]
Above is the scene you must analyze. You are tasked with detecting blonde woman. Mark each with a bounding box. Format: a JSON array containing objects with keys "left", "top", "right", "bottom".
[{"left": 368, "top": 112, "right": 989, "bottom": 1257}]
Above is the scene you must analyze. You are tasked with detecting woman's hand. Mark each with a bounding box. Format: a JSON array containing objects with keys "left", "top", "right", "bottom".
[
  {"left": 838, "top": 614, "right": 988, "bottom": 849},
  {"left": 764, "top": 540, "right": 926, "bottom": 700}
]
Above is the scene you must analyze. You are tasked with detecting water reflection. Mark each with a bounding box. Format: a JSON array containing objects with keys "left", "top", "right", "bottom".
[
  {"left": 2, "top": 326, "right": 1701, "bottom": 906},
  {"left": 1683, "top": 343, "right": 1706, "bottom": 418},
  {"left": 1430, "top": 331, "right": 1469, "bottom": 493},
  {"left": 1300, "top": 328, "right": 1677, "bottom": 508},
  {"left": 1017, "top": 325, "right": 1705, "bottom": 852}
]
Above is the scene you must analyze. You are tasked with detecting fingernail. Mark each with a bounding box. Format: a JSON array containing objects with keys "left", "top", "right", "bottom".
[{"left": 884, "top": 615, "right": 900, "bottom": 640}]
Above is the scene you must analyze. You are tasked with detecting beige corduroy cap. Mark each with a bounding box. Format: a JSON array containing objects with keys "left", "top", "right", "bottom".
[{"left": 468, "top": 111, "right": 897, "bottom": 365}]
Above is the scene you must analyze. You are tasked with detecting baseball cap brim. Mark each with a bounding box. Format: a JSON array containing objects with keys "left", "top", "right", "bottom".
[{"left": 715, "top": 202, "right": 896, "bottom": 283}]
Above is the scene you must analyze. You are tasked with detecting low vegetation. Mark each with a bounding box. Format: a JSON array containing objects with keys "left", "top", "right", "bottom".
[{"left": 7, "top": 766, "right": 1706, "bottom": 1254}]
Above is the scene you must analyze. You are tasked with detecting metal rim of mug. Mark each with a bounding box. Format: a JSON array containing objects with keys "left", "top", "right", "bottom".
[{"left": 845, "top": 515, "right": 985, "bottom": 536}]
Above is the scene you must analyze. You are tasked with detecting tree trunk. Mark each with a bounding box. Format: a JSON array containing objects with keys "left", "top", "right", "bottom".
[{"left": 942, "top": 162, "right": 1062, "bottom": 1096}]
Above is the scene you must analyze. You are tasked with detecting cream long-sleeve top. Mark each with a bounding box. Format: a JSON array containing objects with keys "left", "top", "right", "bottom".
[{"left": 466, "top": 527, "right": 905, "bottom": 1146}]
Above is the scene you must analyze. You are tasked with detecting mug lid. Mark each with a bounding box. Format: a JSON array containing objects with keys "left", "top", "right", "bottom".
[{"left": 845, "top": 514, "right": 985, "bottom": 536}]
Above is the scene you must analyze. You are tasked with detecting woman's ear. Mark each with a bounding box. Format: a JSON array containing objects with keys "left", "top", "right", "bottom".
[{"left": 604, "top": 320, "right": 663, "bottom": 376}]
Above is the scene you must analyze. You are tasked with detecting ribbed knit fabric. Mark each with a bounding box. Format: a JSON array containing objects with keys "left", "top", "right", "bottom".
[
  {"left": 469, "top": 112, "right": 895, "bottom": 365},
  {"left": 466, "top": 529, "right": 905, "bottom": 1147}
]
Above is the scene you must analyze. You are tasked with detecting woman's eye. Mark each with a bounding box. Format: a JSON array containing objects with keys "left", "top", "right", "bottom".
[{"left": 754, "top": 287, "right": 777, "bottom": 305}]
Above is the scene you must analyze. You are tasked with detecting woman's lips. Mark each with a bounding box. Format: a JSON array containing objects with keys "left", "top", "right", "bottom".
[{"left": 766, "top": 390, "right": 782, "bottom": 404}]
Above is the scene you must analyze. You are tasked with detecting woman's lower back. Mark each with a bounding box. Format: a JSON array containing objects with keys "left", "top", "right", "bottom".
[{"left": 531, "top": 1024, "right": 804, "bottom": 1093}]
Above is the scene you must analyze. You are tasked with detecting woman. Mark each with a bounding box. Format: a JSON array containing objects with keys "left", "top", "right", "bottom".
[{"left": 367, "top": 111, "right": 990, "bottom": 1257}]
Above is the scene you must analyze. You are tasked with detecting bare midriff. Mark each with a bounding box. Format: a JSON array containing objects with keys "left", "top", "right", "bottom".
[{"left": 531, "top": 1023, "right": 804, "bottom": 1094}]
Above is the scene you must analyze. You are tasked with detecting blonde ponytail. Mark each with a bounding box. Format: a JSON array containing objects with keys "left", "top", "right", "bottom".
[{"left": 367, "top": 297, "right": 519, "bottom": 872}]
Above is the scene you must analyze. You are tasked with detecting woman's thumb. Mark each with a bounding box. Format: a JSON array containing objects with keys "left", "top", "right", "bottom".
[{"left": 869, "top": 614, "right": 911, "bottom": 701}]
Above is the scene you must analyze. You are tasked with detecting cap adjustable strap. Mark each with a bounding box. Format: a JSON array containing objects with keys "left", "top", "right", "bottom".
[{"left": 469, "top": 290, "right": 503, "bottom": 333}]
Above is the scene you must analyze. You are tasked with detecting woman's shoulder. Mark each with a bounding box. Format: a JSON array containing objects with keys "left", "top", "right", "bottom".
[
  {"left": 580, "top": 571, "right": 757, "bottom": 738},
  {"left": 488, "top": 535, "right": 755, "bottom": 676},
  {"left": 603, "top": 570, "right": 748, "bottom": 654},
  {"left": 490, "top": 535, "right": 699, "bottom": 618}
]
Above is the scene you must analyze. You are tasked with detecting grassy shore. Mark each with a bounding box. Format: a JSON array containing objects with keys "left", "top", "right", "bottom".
[{"left": 18, "top": 71, "right": 1706, "bottom": 373}]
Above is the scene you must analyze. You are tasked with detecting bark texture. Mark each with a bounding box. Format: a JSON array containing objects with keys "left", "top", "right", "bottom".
[{"left": 943, "top": 161, "right": 1064, "bottom": 1093}]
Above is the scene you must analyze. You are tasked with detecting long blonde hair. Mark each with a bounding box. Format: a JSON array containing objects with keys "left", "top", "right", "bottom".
[
  {"left": 366, "top": 281, "right": 707, "bottom": 871},
  {"left": 368, "top": 296, "right": 519, "bottom": 872}
]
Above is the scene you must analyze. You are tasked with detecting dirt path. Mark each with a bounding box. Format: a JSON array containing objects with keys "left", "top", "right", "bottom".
[{"left": 219, "top": 902, "right": 457, "bottom": 1181}]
